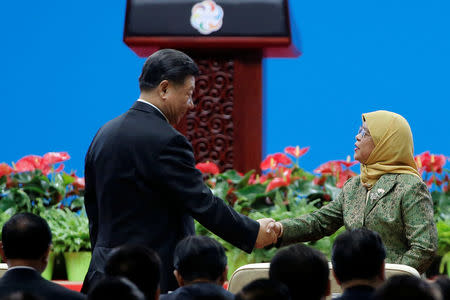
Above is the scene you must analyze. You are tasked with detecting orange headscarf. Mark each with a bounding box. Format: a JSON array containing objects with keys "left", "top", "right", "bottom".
[{"left": 360, "top": 110, "right": 421, "bottom": 189}]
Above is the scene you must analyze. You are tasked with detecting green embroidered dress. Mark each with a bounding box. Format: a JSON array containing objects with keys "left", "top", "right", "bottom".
[{"left": 279, "top": 173, "right": 437, "bottom": 274}]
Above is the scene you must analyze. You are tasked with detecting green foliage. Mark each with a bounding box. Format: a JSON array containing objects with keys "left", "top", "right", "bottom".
[
  {"left": 0, "top": 170, "right": 84, "bottom": 216},
  {"left": 0, "top": 160, "right": 87, "bottom": 255},
  {"left": 41, "top": 208, "right": 91, "bottom": 254}
]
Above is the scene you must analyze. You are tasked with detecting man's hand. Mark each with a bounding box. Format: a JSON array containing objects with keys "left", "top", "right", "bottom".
[{"left": 254, "top": 218, "right": 283, "bottom": 248}]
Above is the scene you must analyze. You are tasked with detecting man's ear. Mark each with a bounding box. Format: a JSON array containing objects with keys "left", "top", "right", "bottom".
[
  {"left": 218, "top": 266, "right": 228, "bottom": 285},
  {"left": 174, "top": 269, "right": 184, "bottom": 287},
  {"left": 379, "top": 261, "right": 386, "bottom": 281},
  {"left": 0, "top": 241, "right": 7, "bottom": 263},
  {"left": 326, "top": 278, "right": 331, "bottom": 296},
  {"left": 332, "top": 269, "right": 341, "bottom": 286},
  {"left": 158, "top": 80, "right": 169, "bottom": 99},
  {"left": 41, "top": 245, "right": 51, "bottom": 264},
  {"left": 154, "top": 286, "right": 160, "bottom": 300}
]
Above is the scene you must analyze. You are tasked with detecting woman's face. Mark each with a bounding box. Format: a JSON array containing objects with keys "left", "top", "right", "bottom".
[{"left": 354, "top": 121, "right": 376, "bottom": 164}]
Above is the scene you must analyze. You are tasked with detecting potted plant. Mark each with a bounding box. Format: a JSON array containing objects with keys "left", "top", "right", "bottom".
[{"left": 42, "top": 208, "right": 91, "bottom": 281}]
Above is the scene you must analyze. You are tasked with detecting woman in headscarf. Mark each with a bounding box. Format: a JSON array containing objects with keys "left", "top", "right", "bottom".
[{"left": 273, "top": 110, "right": 437, "bottom": 274}]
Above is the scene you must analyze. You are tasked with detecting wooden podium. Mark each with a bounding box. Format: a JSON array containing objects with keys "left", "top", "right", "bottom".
[{"left": 124, "top": 0, "right": 300, "bottom": 173}]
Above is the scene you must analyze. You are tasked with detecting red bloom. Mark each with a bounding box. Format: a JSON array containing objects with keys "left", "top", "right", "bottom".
[
  {"left": 336, "top": 169, "right": 357, "bottom": 188},
  {"left": 284, "top": 146, "right": 309, "bottom": 158},
  {"left": 259, "top": 174, "right": 269, "bottom": 183},
  {"left": 314, "top": 161, "right": 342, "bottom": 176},
  {"left": 195, "top": 162, "right": 220, "bottom": 175},
  {"left": 313, "top": 176, "right": 327, "bottom": 186},
  {"left": 42, "top": 152, "right": 70, "bottom": 166},
  {"left": 415, "top": 152, "right": 447, "bottom": 174},
  {"left": 336, "top": 157, "right": 358, "bottom": 168},
  {"left": 260, "top": 153, "right": 292, "bottom": 170},
  {"left": 72, "top": 175, "right": 85, "bottom": 189},
  {"left": 15, "top": 155, "right": 43, "bottom": 173},
  {"left": 266, "top": 177, "right": 289, "bottom": 192},
  {"left": 0, "top": 163, "right": 13, "bottom": 177}
]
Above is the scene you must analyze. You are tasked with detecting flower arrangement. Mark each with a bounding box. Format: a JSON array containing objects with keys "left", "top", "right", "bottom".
[
  {"left": 195, "top": 147, "right": 449, "bottom": 276},
  {"left": 0, "top": 152, "right": 89, "bottom": 254}
]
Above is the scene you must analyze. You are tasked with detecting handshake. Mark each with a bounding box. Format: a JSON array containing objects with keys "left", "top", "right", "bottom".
[{"left": 254, "top": 218, "right": 283, "bottom": 248}]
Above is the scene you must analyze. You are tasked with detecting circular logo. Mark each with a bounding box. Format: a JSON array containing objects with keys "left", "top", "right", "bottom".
[{"left": 190, "top": 0, "right": 224, "bottom": 35}]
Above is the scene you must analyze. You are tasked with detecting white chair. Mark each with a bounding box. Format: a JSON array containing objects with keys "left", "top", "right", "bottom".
[
  {"left": 0, "top": 263, "right": 8, "bottom": 278},
  {"left": 228, "top": 262, "right": 419, "bottom": 299}
]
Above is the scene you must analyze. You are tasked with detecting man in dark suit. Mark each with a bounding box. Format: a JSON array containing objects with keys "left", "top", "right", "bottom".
[
  {"left": 82, "top": 49, "right": 277, "bottom": 293},
  {"left": 331, "top": 228, "right": 386, "bottom": 300},
  {"left": 161, "top": 235, "right": 234, "bottom": 300},
  {"left": 0, "top": 213, "right": 85, "bottom": 300}
]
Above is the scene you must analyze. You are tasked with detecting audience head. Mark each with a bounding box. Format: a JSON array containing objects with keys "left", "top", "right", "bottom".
[
  {"left": 373, "top": 275, "right": 439, "bottom": 300},
  {"left": 173, "top": 235, "right": 228, "bottom": 286},
  {"left": 0, "top": 213, "right": 52, "bottom": 272},
  {"left": 105, "top": 245, "right": 161, "bottom": 300},
  {"left": 87, "top": 277, "right": 145, "bottom": 300},
  {"left": 332, "top": 228, "right": 386, "bottom": 286},
  {"left": 433, "top": 276, "right": 450, "bottom": 300},
  {"left": 269, "top": 244, "right": 330, "bottom": 300},
  {"left": 139, "top": 49, "right": 199, "bottom": 92},
  {"left": 236, "top": 279, "right": 291, "bottom": 300}
]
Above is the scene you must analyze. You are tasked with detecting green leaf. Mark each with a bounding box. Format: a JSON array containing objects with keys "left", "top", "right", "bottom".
[
  {"left": 211, "top": 181, "right": 229, "bottom": 200},
  {"left": 217, "top": 170, "right": 242, "bottom": 184},
  {"left": 234, "top": 184, "right": 267, "bottom": 201},
  {"left": 237, "top": 170, "right": 255, "bottom": 189},
  {"left": 62, "top": 173, "right": 75, "bottom": 185}
]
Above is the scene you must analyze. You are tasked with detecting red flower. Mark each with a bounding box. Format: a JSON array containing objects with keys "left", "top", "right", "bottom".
[
  {"left": 336, "top": 156, "right": 358, "bottom": 168},
  {"left": 42, "top": 152, "right": 70, "bottom": 166},
  {"left": 72, "top": 175, "right": 85, "bottom": 189},
  {"left": 314, "top": 161, "right": 342, "bottom": 176},
  {"left": 259, "top": 174, "right": 269, "bottom": 183},
  {"left": 260, "top": 153, "right": 292, "bottom": 170},
  {"left": 336, "top": 169, "right": 357, "bottom": 188},
  {"left": 284, "top": 146, "right": 309, "bottom": 158},
  {"left": 266, "top": 177, "right": 289, "bottom": 192},
  {"left": 313, "top": 176, "right": 327, "bottom": 186},
  {"left": 195, "top": 162, "right": 220, "bottom": 175},
  {"left": 0, "top": 163, "right": 13, "bottom": 177},
  {"left": 415, "top": 152, "right": 447, "bottom": 174},
  {"left": 14, "top": 155, "right": 43, "bottom": 173}
]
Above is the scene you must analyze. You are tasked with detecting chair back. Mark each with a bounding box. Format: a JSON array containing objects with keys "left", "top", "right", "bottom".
[{"left": 228, "top": 262, "right": 419, "bottom": 299}]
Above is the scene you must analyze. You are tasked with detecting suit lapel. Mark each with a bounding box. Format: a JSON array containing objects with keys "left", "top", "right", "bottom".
[{"left": 364, "top": 174, "right": 398, "bottom": 219}]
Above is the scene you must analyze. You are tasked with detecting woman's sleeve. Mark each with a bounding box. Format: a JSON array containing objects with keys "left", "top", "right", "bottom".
[
  {"left": 400, "top": 180, "right": 438, "bottom": 273},
  {"left": 278, "top": 189, "right": 344, "bottom": 247}
]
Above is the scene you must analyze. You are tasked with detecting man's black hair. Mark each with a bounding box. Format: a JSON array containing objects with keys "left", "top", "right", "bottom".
[
  {"left": 373, "top": 275, "right": 438, "bottom": 300},
  {"left": 332, "top": 228, "right": 386, "bottom": 283},
  {"left": 87, "top": 277, "right": 145, "bottom": 300},
  {"left": 2, "top": 213, "right": 52, "bottom": 260},
  {"left": 173, "top": 235, "right": 227, "bottom": 282},
  {"left": 139, "top": 49, "right": 199, "bottom": 91},
  {"left": 235, "top": 279, "right": 291, "bottom": 300},
  {"left": 269, "top": 244, "right": 329, "bottom": 300},
  {"left": 104, "top": 245, "right": 160, "bottom": 300}
]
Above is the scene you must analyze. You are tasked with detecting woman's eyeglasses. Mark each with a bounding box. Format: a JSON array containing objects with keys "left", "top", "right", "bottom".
[{"left": 358, "top": 127, "right": 371, "bottom": 138}]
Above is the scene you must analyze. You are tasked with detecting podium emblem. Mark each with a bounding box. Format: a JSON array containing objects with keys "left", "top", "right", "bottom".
[{"left": 190, "top": 0, "right": 224, "bottom": 35}]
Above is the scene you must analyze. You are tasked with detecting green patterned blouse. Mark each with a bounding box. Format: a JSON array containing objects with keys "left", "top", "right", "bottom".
[{"left": 279, "top": 173, "right": 438, "bottom": 273}]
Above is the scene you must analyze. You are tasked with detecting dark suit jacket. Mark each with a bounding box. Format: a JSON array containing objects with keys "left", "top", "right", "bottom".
[
  {"left": 160, "top": 282, "right": 235, "bottom": 300},
  {"left": 0, "top": 268, "right": 85, "bottom": 300},
  {"left": 334, "top": 285, "right": 375, "bottom": 300},
  {"left": 82, "top": 101, "right": 259, "bottom": 293}
]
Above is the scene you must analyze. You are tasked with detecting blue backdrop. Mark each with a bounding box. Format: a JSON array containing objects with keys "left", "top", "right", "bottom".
[{"left": 1, "top": 1, "right": 448, "bottom": 175}]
